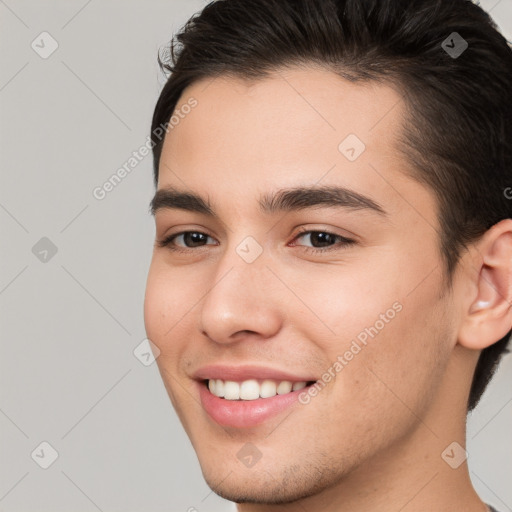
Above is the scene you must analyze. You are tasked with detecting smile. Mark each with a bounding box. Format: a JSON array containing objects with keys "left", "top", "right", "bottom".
[{"left": 206, "top": 378, "right": 314, "bottom": 400}]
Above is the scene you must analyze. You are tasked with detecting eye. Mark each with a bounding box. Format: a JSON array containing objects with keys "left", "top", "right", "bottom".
[
  {"left": 156, "top": 231, "right": 217, "bottom": 252},
  {"left": 290, "top": 228, "right": 356, "bottom": 254}
]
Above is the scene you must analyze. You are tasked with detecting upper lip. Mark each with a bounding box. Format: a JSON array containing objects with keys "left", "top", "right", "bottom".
[{"left": 193, "top": 364, "right": 317, "bottom": 383}]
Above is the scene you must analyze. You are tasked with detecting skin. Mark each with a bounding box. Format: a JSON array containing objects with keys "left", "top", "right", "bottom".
[{"left": 143, "top": 65, "right": 512, "bottom": 511}]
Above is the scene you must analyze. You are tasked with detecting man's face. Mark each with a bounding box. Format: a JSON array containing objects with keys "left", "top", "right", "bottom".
[{"left": 144, "top": 67, "right": 462, "bottom": 504}]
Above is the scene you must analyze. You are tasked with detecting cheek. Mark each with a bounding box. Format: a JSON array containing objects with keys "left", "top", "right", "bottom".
[
  {"left": 143, "top": 262, "right": 191, "bottom": 356},
  {"left": 297, "top": 250, "right": 451, "bottom": 414},
  {"left": 297, "top": 242, "right": 446, "bottom": 355},
  {"left": 290, "top": 252, "right": 404, "bottom": 349},
  {"left": 144, "top": 264, "right": 196, "bottom": 412},
  {"left": 143, "top": 266, "right": 167, "bottom": 345}
]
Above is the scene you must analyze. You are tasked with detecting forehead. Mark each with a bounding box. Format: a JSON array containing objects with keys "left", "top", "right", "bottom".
[{"left": 158, "top": 66, "right": 437, "bottom": 228}]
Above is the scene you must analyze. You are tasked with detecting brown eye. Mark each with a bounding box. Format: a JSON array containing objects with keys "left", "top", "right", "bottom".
[
  {"left": 291, "top": 229, "right": 356, "bottom": 254},
  {"left": 157, "top": 231, "right": 217, "bottom": 250}
]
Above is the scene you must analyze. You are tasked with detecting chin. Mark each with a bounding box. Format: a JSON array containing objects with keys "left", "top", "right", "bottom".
[
  {"left": 199, "top": 457, "right": 341, "bottom": 506},
  {"left": 203, "top": 476, "right": 319, "bottom": 505}
]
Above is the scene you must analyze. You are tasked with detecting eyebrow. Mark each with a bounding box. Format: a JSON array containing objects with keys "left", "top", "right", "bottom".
[{"left": 149, "top": 185, "right": 387, "bottom": 218}]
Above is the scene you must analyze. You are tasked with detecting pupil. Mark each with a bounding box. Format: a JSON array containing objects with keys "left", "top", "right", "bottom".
[
  {"left": 185, "top": 232, "right": 206, "bottom": 247},
  {"left": 311, "top": 232, "right": 334, "bottom": 247}
]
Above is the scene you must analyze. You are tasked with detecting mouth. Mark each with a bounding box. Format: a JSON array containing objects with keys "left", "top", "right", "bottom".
[
  {"left": 204, "top": 378, "right": 316, "bottom": 400},
  {"left": 194, "top": 366, "right": 319, "bottom": 428}
]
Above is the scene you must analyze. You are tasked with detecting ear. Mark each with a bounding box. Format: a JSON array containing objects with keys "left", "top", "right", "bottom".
[{"left": 458, "top": 219, "right": 512, "bottom": 350}]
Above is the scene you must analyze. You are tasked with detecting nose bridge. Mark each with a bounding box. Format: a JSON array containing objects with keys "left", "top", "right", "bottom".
[{"left": 198, "top": 235, "right": 281, "bottom": 343}]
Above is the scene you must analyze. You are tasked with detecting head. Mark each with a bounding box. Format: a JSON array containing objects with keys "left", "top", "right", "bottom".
[{"left": 144, "top": 0, "right": 512, "bottom": 505}]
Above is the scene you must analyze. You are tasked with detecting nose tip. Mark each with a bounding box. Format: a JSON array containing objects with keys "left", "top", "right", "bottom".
[{"left": 198, "top": 264, "right": 282, "bottom": 345}]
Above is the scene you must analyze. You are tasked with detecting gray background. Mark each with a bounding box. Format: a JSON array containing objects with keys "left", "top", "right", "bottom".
[{"left": 0, "top": 1, "right": 511, "bottom": 511}]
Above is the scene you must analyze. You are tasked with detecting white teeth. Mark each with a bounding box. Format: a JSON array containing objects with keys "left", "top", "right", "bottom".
[
  {"left": 224, "top": 381, "right": 240, "bottom": 400},
  {"left": 292, "top": 381, "right": 307, "bottom": 391},
  {"left": 209, "top": 378, "right": 225, "bottom": 398},
  {"left": 240, "top": 380, "right": 260, "bottom": 400},
  {"left": 207, "top": 378, "right": 310, "bottom": 400},
  {"left": 277, "top": 381, "right": 292, "bottom": 395},
  {"left": 260, "top": 379, "right": 277, "bottom": 398},
  {"left": 214, "top": 379, "right": 224, "bottom": 398}
]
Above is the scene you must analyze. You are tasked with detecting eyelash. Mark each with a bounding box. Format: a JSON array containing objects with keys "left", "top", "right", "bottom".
[{"left": 156, "top": 227, "right": 356, "bottom": 255}]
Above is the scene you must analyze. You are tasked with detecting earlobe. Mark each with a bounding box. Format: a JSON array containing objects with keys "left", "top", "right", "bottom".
[{"left": 458, "top": 219, "right": 512, "bottom": 350}]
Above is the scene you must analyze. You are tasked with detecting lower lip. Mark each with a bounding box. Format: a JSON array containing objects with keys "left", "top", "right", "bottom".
[{"left": 198, "top": 381, "right": 311, "bottom": 428}]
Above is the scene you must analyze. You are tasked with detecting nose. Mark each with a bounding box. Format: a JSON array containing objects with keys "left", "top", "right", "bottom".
[{"left": 198, "top": 246, "right": 283, "bottom": 345}]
